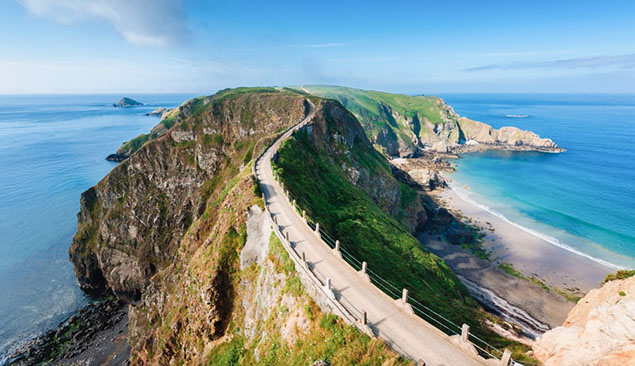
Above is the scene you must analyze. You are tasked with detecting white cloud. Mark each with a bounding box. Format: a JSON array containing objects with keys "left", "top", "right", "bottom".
[{"left": 18, "top": 0, "right": 187, "bottom": 46}]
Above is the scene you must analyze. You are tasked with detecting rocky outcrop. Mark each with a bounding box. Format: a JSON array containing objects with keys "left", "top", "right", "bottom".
[
  {"left": 299, "top": 99, "right": 429, "bottom": 232},
  {"left": 7, "top": 298, "right": 129, "bottom": 366},
  {"left": 302, "top": 86, "right": 564, "bottom": 157},
  {"left": 532, "top": 276, "right": 635, "bottom": 366},
  {"left": 145, "top": 107, "right": 167, "bottom": 117},
  {"left": 456, "top": 117, "right": 563, "bottom": 153},
  {"left": 114, "top": 97, "right": 143, "bottom": 108},
  {"left": 71, "top": 90, "right": 307, "bottom": 302}
]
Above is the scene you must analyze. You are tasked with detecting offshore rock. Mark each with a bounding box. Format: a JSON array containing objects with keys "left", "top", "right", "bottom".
[{"left": 114, "top": 97, "right": 143, "bottom": 108}]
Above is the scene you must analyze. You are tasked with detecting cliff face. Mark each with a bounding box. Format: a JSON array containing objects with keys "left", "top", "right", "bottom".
[
  {"left": 532, "top": 276, "right": 635, "bottom": 366},
  {"left": 70, "top": 88, "right": 409, "bottom": 364},
  {"left": 285, "top": 98, "right": 430, "bottom": 232},
  {"left": 302, "top": 85, "right": 563, "bottom": 157},
  {"left": 70, "top": 89, "right": 307, "bottom": 301}
]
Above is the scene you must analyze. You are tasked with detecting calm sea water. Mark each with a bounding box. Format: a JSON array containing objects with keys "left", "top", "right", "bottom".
[
  {"left": 0, "top": 94, "right": 194, "bottom": 360},
  {"left": 439, "top": 94, "right": 635, "bottom": 270}
]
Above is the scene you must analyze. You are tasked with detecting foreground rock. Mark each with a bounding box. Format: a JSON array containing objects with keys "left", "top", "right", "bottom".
[
  {"left": 7, "top": 298, "right": 129, "bottom": 366},
  {"left": 113, "top": 98, "right": 142, "bottom": 108},
  {"left": 533, "top": 275, "right": 635, "bottom": 366}
]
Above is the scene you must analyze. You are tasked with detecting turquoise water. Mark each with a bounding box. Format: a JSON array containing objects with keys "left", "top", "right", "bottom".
[
  {"left": 439, "top": 94, "right": 635, "bottom": 270},
  {"left": 0, "top": 94, "right": 194, "bottom": 360}
]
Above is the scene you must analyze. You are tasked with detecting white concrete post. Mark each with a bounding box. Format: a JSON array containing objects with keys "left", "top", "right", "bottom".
[
  {"left": 323, "top": 277, "right": 336, "bottom": 299},
  {"left": 333, "top": 240, "right": 342, "bottom": 259},
  {"left": 302, "top": 210, "right": 306, "bottom": 222},
  {"left": 292, "top": 199, "right": 296, "bottom": 208},
  {"left": 402, "top": 288, "right": 408, "bottom": 304},
  {"left": 500, "top": 349, "right": 512, "bottom": 366},
  {"left": 314, "top": 222, "right": 320, "bottom": 237},
  {"left": 461, "top": 324, "right": 470, "bottom": 343},
  {"left": 361, "top": 261, "right": 367, "bottom": 274}
]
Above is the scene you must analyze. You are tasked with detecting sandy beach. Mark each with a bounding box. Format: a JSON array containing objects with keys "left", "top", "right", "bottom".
[
  {"left": 417, "top": 182, "right": 615, "bottom": 335},
  {"left": 438, "top": 186, "right": 613, "bottom": 293}
]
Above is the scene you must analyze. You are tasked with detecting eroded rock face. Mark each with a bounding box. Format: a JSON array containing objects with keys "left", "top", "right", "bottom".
[
  {"left": 300, "top": 100, "right": 429, "bottom": 232},
  {"left": 532, "top": 276, "right": 635, "bottom": 366},
  {"left": 70, "top": 92, "right": 307, "bottom": 302},
  {"left": 456, "top": 117, "right": 563, "bottom": 153},
  {"left": 302, "top": 86, "right": 563, "bottom": 157}
]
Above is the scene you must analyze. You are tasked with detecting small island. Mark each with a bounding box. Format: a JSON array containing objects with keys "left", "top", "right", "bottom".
[{"left": 113, "top": 97, "right": 143, "bottom": 108}]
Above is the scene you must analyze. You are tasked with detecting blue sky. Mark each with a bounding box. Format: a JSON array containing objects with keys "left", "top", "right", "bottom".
[{"left": 2, "top": 0, "right": 635, "bottom": 94}]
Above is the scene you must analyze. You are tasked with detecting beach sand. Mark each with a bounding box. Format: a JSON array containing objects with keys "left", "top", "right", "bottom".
[
  {"left": 417, "top": 186, "right": 614, "bottom": 334},
  {"left": 439, "top": 187, "right": 613, "bottom": 293}
]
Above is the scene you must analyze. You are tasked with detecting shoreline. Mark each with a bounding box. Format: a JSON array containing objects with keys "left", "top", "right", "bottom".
[
  {"left": 4, "top": 298, "right": 129, "bottom": 366},
  {"left": 438, "top": 179, "right": 615, "bottom": 294},
  {"left": 415, "top": 171, "right": 618, "bottom": 335},
  {"left": 445, "top": 177, "right": 627, "bottom": 271}
]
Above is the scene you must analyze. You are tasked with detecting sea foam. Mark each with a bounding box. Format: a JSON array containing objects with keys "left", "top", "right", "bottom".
[{"left": 448, "top": 181, "right": 626, "bottom": 270}]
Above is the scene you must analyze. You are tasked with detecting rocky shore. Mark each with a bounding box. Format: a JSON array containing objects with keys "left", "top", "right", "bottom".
[{"left": 7, "top": 298, "right": 129, "bottom": 366}]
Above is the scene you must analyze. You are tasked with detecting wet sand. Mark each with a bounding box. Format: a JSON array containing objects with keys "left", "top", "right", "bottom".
[
  {"left": 416, "top": 186, "right": 615, "bottom": 334},
  {"left": 437, "top": 187, "right": 612, "bottom": 294}
]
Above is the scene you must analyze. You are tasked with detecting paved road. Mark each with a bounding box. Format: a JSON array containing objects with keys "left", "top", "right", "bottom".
[{"left": 255, "top": 100, "right": 487, "bottom": 366}]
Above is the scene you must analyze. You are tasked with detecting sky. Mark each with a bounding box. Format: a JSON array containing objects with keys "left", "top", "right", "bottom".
[{"left": 2, "top": 0, "right": 635, "bottom": 94}]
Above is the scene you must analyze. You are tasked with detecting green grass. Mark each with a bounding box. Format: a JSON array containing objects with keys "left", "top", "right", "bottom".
[
  {"left": 271, "top": 128, "right": 536, "bottom": 353},
  {"left": 300, "top": 85, "right": 457, "bottom": 156},
  {"left": 499, "top": 263, "right": 524, "bottom": 278},
  {"left": 603, "top": 270, "right": 635, "bottom": 284},
  {"left": 120, "top": 133, "right": 150, "bottom": 154},
  {"left": 270, "top": 108, "right": 541, "bottom": 360},
  {"left": 303, "top": 85, "right": 445, "bottom": 122}
]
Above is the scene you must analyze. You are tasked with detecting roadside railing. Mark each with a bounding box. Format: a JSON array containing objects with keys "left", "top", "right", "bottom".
[{"left": 253, "top": 100, "right": 523, "bottom": 366}]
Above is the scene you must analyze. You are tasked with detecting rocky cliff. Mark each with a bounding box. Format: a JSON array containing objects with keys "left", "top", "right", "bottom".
[
  {"left": 71, "top": 88, "right": 307, "bottom": 301},
  {"left": 533, "top": 274, "right": 635, "bottom": 366},
  {"left": 69, "top": 88, "right": 410, "bottom": 365},
  {"left": 302, "top": 85, "right": 563, "bottom": 157}
]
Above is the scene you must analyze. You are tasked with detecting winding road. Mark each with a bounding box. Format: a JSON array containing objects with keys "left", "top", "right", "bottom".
[{"left": 255, "top": 100, "right": 491, "bottom": 366}]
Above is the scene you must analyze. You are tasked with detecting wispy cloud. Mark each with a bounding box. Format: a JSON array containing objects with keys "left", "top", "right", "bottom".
[
  {"left": 18, "top": 0, "right": 188, "bottom": 46},
  {"left": 307, "top": 43, "right": 345, "bottom": 48},
  {"left": 466, "top": 53, "right": 635, "bottom": 72}
]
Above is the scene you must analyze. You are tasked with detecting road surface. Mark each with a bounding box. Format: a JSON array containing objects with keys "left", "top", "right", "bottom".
[{"left": 255, "top": 100, "right": 488, "bottom": 366}]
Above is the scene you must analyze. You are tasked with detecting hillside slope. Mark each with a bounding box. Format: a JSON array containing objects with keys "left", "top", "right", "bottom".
[
  {"left": 302, "top": 85, "right": 563, "bottom": 157},
  {"left": 68, "top": 88, "right": 413, "bottom": 365},
  {"left": 272, "top": 96, "right": 536, "bottom": 362}
]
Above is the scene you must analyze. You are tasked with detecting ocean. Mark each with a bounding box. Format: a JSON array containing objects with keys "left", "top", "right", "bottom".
[
  {"left": 439, "top": 94, "right": 635, "bottom": 270},
  {"left": 0, "top": 94, "right": 194, "bottom": 361}
]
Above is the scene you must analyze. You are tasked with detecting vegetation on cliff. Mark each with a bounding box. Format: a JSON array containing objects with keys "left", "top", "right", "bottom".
[
  {"left": 71, "top": 88, "right": 309, "bottom": 300},
  {"left": 71, "top": 88, "right": 410, "bottom": 364},
  {"left": 272, "top": 97, "right": 535, "bottom": 362},
  {"left": 302, "top": 85, "right": 562, "bottom": 156}
]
